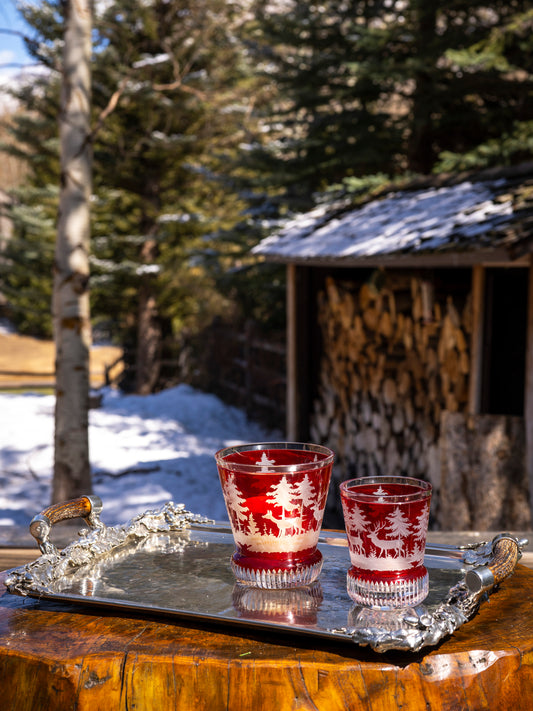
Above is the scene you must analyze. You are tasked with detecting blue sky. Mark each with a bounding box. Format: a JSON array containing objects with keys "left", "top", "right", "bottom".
[{"left": 0, "top": 0, "right": 33, "bottom": 83}]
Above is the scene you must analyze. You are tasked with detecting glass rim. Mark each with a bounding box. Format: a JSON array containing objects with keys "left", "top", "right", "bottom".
[
  {"left": 340, "top": 476, "right": 432, "bottom": 503},
  {"left": 215, "top": 441, "right": 334, "bottom": 473}
]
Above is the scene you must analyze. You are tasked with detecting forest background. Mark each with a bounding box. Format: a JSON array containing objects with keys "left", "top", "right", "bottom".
[{"left": 0, "top": 0, "right": 532, "bottom": 417}]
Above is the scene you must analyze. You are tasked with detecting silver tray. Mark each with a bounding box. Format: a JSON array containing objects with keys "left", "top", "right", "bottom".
[{"left": 5, "top": 499, "right": 527, "bottom": 653}]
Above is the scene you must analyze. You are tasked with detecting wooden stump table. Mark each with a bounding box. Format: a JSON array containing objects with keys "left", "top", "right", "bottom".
[{"left": 1, "top": 562, "right": 533, "bottom": 711}]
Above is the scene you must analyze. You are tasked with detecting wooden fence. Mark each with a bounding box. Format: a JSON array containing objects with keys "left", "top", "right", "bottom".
[
  {"left": 106, "top": 321, "right": 287, "bottom": 431},
  {"left": 216, "top": 321, "right": 286, "bottom": 430}
]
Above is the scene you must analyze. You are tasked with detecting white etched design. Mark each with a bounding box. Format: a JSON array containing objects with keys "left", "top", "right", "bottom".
[
  {"left": 223, "top": 473, "right": 248, "bottom": 524},
  {"left": 413, "top": 505, "right": 430, "bottom": 541},
  {"left": 345, "top": 487, "right": 428, "bottom": 571},
  {"left": 258, "top": 452, "right": 276, "bottom": 471},
  {"left": 222, "top": 463, "right": 327, "bottom": 553},
  {"left": 368, "top": 523, "right": 403, "bottom": 558},
  {"left": 263, "top": 510, "right": 302, "bottom": 537}
]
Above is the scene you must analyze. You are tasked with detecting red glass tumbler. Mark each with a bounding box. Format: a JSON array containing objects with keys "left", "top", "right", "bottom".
[
  {"left": 215, "top": 442, "right": 334, "bottom": 589},
  {"left": 340, "top": 476, "right": 432, "bottom": 608}
]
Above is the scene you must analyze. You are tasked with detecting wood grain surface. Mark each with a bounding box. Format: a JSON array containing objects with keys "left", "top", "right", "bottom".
[{"left": 1, "top": 563, "right": 533, "bottom": 711}]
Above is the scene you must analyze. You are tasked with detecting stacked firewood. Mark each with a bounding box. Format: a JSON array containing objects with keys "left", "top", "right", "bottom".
[{"left": 310, "top": 273, "right": 472, "bottom": 526}]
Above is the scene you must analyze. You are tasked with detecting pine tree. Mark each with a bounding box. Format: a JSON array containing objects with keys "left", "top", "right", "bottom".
[
  {"left": 296, "top": 474, "right": 315, "bottom": 508},
  {"left": 345, "top": 503, "right": 369, "bottom": 531},
  {"left": 1, "top": 0, "right": 268, "bottom": 385},
  {"left": 434, "top": 7, "right": 533, "bottom": 171},
  {"left": 267, "top": 475, "right": 295, "bottom": 516},
  {"left": 247, "top": 0, "right": 533, "bottom": 212},
  {"left": 222, "top": 473, "right": 248, "bottom": 525},
  {"left": 90, "top": 0, "right": 262, "bottom": 392},
  {"left": 386, "top": 507, "right": 411, "bottom": 539},
  {"left": 247, "top": 0, "right": 404, "bottom": 211},
  {"left": 0, "top": 13, "right": 62, "bottom": 337}
]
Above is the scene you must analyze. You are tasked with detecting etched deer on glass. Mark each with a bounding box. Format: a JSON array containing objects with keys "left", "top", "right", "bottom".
[
  {"left": 368, "top": 523, "right": 402, "bottom": 558},
  {"left": 264, "top": 511, "right": 301, "bottom": 537}
]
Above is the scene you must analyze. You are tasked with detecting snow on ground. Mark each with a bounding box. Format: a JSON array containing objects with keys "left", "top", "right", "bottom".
[{"left": 0, "top": 385, "right": 281, "bottom": 529}]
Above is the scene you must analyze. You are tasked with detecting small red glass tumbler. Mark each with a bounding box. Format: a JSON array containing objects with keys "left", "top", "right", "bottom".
[
  {"left": 215, "top": 442, "right": 334, "bottom": 589},
  {"left": 340, "top": 476, "right": 432, "bottom": 608}
]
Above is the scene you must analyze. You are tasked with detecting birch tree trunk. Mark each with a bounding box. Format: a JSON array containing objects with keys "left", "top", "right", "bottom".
[{"left": 52, "top": 0, "right": 93, "bottom": 503}]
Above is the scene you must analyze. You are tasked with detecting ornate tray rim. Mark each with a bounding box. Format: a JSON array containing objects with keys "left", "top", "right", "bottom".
[{"left": 4, "top": 500, "right": 527, "bottom": 653}]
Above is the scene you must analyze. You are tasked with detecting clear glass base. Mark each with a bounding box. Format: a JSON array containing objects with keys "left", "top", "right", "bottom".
[
  {"left": 232, "top": 581, "right": 323, "bottom": 623},
  {"left": 231, "top": 556, "right": 323, "bottom": 589},
  {"left": 347, "top": 569, "right": 429, "bottom": 608}
]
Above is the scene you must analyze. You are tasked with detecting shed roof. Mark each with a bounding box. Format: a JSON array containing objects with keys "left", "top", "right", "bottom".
[{"left": 253, "top": 163, "right": 533, "bottom": 268}]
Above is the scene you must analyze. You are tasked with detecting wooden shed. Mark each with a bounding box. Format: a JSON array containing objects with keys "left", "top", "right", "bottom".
[{"left": 253, "top": 163, "right": 533, "bottom": 530}]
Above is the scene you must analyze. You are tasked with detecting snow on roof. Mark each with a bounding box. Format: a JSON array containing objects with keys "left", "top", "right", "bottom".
[{"left": 253, "top": 169, "right": 533, "bottom": 266}]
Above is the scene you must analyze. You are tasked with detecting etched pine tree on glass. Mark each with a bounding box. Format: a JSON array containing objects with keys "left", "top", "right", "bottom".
[
  {"left": 340, "top": 476, "right": 432, "bottom": 608},
  {"left": 216, "top": 443, "right": 334, "bottom": 589}
]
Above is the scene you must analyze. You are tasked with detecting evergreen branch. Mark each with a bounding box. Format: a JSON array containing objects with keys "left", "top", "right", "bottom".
[
  {"left": 151, "top": 79, "right": 206, "bottom": 101},
  {"left": 153, "top": 41, "right": 207, "bottom": 101},
  {"left": 89, "top": 74, "right": 132, "bottom": 142},
  {"left": 90, "top": 60, "right": 206, "bottom": 142}
]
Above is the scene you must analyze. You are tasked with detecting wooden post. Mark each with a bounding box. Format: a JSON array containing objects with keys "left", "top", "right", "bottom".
[
  {"left": 525, "top": 256, "right": 533, "bottom": 521},
  {"left": 468, "top": 265, "right": 485, "bottom": 415},
  {"left": 286, "top": 264, "right": 297, "bottom": 440}
]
